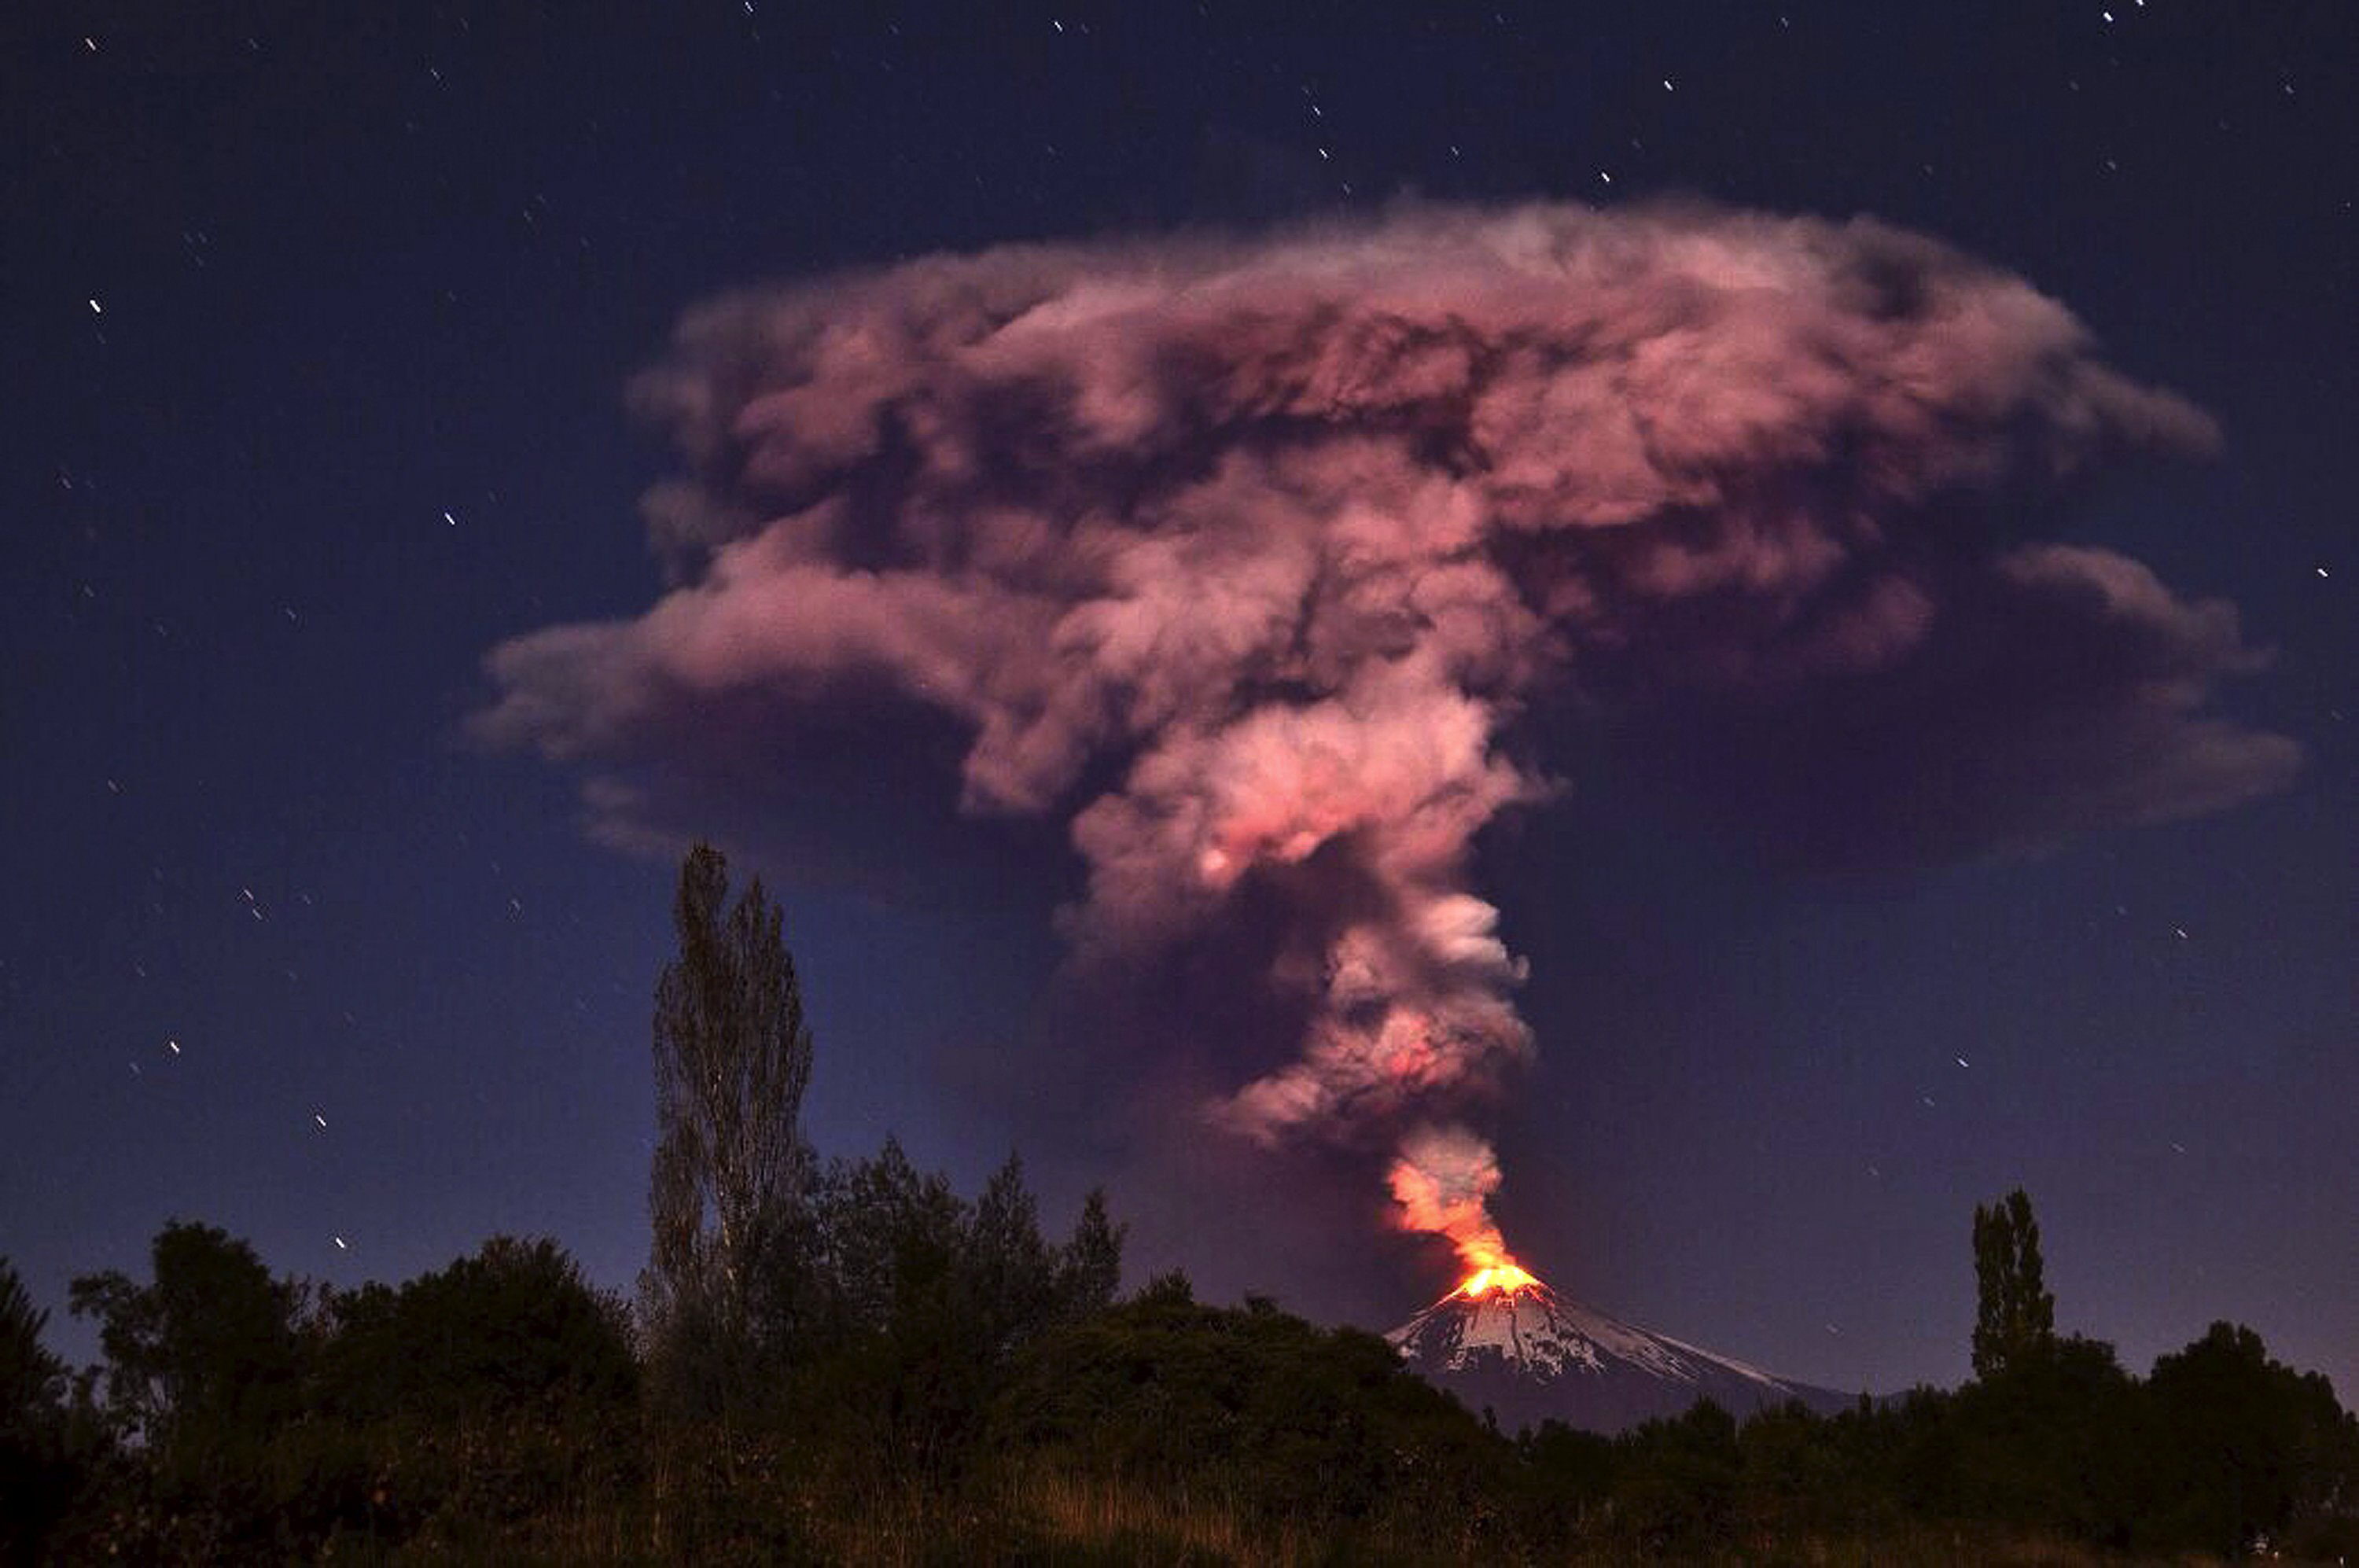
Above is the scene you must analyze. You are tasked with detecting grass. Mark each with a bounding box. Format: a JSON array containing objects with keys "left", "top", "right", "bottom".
[{"left": 293, "top": 1470, "right": 2310, "bottom": 1566}]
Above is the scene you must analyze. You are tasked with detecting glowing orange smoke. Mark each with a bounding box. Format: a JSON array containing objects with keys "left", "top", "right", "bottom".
[{"left": 1389, "top": 1125, "right": 1544, "bottom": 1296}]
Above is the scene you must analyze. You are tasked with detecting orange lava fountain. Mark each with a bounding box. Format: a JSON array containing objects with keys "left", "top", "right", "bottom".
[{"left": 1457, "top": 1260, "right": 1540, "bottom": 1298}]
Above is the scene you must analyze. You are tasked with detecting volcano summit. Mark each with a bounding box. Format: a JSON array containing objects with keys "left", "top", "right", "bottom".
[{"left": 1387, "top": 1272, "right": 1855, "bottom": 1435}]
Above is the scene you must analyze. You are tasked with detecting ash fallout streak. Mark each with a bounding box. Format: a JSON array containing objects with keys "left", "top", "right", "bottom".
[{"left": 477, "top": 201, "right": 2294, "bottom": 1287}]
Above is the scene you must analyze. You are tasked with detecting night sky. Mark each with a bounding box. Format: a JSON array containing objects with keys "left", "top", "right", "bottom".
[{"left": 6, "top": 2, "right": 2353, "bottom": 1404}]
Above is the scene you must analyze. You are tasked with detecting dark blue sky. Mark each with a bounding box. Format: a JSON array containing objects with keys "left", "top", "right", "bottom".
[{"left": 6, "top": 2, "right": 2351, "bottom": 1399}]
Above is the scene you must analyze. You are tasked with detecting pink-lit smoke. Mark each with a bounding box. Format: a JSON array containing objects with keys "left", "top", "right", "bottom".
[{"left": 475, "top": 202, "right": 2296, "bottom": 1270}]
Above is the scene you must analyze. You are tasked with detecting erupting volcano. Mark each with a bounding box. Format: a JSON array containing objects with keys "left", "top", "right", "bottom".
[
  {"left": 1388, "top": 1261, "right": 1853, "bottom": 1435},
  {"left": 478, "top": 201, "right": 2295, "bottom": 1305}
]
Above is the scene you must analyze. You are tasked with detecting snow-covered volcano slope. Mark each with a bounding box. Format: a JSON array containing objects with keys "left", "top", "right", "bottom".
[{"left": 1388, "top": 1277, "right": 1856, "bottom": 1434}]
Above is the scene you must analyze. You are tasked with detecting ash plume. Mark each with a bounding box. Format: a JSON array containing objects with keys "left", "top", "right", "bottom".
[
  {"left": 1387, "top": 1124, "right": 1516, "bottom": 1279},
  {"left": 476, "top": 201, "right": 2296, "bottom": 1268}
]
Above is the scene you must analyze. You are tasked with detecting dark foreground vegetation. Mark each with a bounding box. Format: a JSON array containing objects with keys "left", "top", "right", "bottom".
[{"left": 6, "top": 848, "right": 2353, "bottom": 1564}]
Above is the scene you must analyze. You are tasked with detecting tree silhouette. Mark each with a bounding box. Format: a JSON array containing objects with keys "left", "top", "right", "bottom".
[
  {"left": 1971, "top": 1188, "right": 2055, "bottom": 1378},
  {"left": 69, "top": 1222, "right": 305, "bottom": 1462},
  {"left": 986, "top": 1288, "right": 1507, "bottom": 1540},
  {"left": 322, "top": 1235, "right": 635, "bottom": 1426},
  {"left": 68, "top": 1223, "right": 312, "bottom": 1557},
  {"left": 2140, "top": 1320, "right": 2359, "bottom": 1554},
  {"left": 2, "top": 1258, "right": 75, "bottom": 1564},
  {"left": 646, "top": 843, "right": 815, "bottom": 1417},
  {"left": 1054, "top": 1188, "right": 1124, "bottom": 1315},
  {"left": 0, "top": 1259, "right": 64, "bottom": 1447}
]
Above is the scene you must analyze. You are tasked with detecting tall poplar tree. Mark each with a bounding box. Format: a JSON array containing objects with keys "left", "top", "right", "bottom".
[
  {"left": 646, "top": 844, "right": 813, "bottom": 1408},
  {"left": 1971, "top": 1187, "right": 2057, "bottom": 1378}
]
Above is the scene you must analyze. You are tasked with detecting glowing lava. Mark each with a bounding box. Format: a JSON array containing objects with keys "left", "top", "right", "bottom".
[{"left": 1458, "top": 1261, "right": 1540, "bottom": 1298}]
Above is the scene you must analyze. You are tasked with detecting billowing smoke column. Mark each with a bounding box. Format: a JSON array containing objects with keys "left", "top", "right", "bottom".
[
  {"left": 477, "top": 202, "right": 2295, "bottom": 1275},
  {"left": 1387, "top": 1125, "right": 1518, "bottom": 1279}
]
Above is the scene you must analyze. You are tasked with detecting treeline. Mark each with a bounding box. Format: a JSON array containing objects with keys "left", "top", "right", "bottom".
[
  {"left": 0, "top": 1145, "right": 1130, "bottom": 1563},
  {"left": 7, "top": 1226, "right": 2357, "bottom": 1563},
  {"left": 2, "top": 846, "right": 2354, "bottom": 1562},
  {"left": 1520, "top": 1316, "right": 2359, "bottom": 1561}
]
